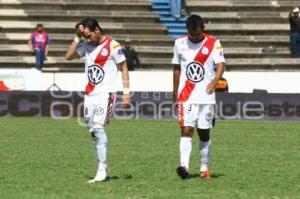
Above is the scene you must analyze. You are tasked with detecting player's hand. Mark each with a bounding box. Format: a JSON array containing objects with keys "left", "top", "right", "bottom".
[
  {"left": 206, "top": 80, "right": 217, "bottom": 94},
  {"left": 121, "top": 94, "right": 131, "bottom": 108},
  {"left": 74, "top": 24, "right": 85, "bottom": 43},
  {"left": 76, "top": 24, "right": 84, "bottom": 36}
]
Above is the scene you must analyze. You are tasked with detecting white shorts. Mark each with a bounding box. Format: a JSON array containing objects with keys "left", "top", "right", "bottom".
[
  {"left": 84, "top": 93, "right": 116, "bottom": 132},
  {"left": 178, "top": 104, "right": 215, "bottom": 129}
]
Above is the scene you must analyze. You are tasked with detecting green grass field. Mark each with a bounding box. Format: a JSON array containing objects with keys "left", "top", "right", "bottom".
[{"left": 1, "top": 118, "right": 300, "bottom": 199}]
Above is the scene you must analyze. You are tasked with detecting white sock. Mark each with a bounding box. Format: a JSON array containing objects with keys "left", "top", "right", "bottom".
[
  {"left": 200, "top": 139, "right": 211, "bottom": 172},
  {"left": 94, "top": 128, "right": 108, "bottom": 164},
  {"left": 180, "top": 137, "right": 192, "bottom": 169}
]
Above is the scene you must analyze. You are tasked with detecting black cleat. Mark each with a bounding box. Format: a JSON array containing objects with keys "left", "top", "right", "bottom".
[{"left": 176, "top": 166, "right": 189, "bottom": 179}]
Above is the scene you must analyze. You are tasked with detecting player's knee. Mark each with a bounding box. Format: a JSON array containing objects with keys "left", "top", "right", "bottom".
[
  {"left": 197, "top": 128, "right": 210, "bottom": 142},
  {"left": 92, "top": 122, "right": 105, "bottom": 129},
  {"left": 94, "top": 128, "right": 107, "bottom": 144},
  {"left": 181, "top": 127, "right": 194, "bottom": 137}
]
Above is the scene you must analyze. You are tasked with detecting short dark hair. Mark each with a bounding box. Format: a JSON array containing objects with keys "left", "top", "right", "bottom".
[
  {"left": 186, "top": 15, "right": 204, "bottom": 30},
  {"left": 75, "top": 22, "right": 81, "bottom": 29},
  {"left": 80, "top": 17, "right": 104, "bottom": 34},
  {"left": 36, "top": 23, "right": 43, "bottom": 28}
]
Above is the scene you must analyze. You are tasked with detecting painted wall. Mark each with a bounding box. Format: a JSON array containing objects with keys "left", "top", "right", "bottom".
[{"left": 0, "top": 69, "right": 299, "bottom": 93}]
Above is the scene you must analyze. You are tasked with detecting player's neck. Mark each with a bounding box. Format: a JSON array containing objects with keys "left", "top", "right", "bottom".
[
  {"left": 98, "top": 35, "right": 107, "bottom": 45},
  {"left": 188, "top": 34, "right": 205, "bottom": 44}
]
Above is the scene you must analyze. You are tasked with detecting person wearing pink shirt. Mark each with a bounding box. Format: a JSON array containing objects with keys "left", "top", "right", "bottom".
[{"left": 28, "top": 24, "right": 50, "bottom": 70}]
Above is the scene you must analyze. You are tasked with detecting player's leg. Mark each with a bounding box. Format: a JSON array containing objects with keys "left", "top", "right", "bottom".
[
  {"left": 197, "top": 104, "right": 214, "bottom": 179},
  {"left": 91, "top": 127, "right": 108, "bottom": 183},
  {"left": 177, "top": 103, "right": 197, "bottom": 179},
  {"left": 84, "top": 95, "right": 101, "bottom": 168},
  {"left": 87, "top": 93, "right": 115, "bottom": 183},
  {"left": 90, "top": 132, "right": 99, "bottom": 166},
  {"left": 197, "top": 128, "right": 211, "bottom": 179}
]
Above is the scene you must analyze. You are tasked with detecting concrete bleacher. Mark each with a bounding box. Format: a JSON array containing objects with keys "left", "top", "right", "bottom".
[
  {"left": 185, "top": 0, "right": 300, "bottom": 70},
  {"left": 1, "top": 0, "right": 300, "bottom": 71},
  {"left": 0, "top": 0, "right": 173, "bottom": 71}
]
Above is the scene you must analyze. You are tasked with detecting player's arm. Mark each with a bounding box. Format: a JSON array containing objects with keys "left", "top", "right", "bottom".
[
  {"left": 207, "top": 40, "right": 226, "bottom": 94},
  {"left": 173, "top": 64, "right": 181, "bottom": 102},
  {"left": 206, "top": 62, "right": 225, "bottom": 94},
  {"left": 172, "top": 39, "right": 181, "bottom": 102},
  {"left": 118, "top": 61, "right": 130, "bottom": 107},
  {"left": 65, "top": 24, "right": 84, "bottom": 60},
  {"left": 65, "top": 38, "right": 81, "bottom": 60}
]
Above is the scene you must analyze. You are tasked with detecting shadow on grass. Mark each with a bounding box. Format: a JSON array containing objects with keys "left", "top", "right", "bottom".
[
  {"left": 85, "top": 174, "right": 133, "bottom": 181},
  {"left": 187, "top": 172, "right": 225, "bottom": 180}
]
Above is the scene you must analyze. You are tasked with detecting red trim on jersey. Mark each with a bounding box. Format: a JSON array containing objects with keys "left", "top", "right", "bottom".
[
  {"left": 85, "top": 37, "right": 113, "bottom": 94},
  {"left": 179, "top": 103, "right": 184, "bottom": 126},
  {"left": 177, "top": 80, "right": 196, "bottom": 103},
  {"left": 95, "top": 37, "right": 112, "bottom": 67},
  {"left": 85, "top": 83, "right": 95, "bottom": 94},
  {"left": 177, "top": 34, "right": 217, "bottom": 103},
  {"left": 194, "top": 34, "right": 217, "bottom": 64},
  {"left": 99, "top": 36, "right": 109, "bottom": 45},
  {"left": 0, "top": 81, "right": 10, "bottom": 91}
]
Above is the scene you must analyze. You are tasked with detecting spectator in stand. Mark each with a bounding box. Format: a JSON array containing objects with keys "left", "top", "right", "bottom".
[
  {"left": 289, "top": 7, "right": 300, "bottom": 57},
  {"left": 123, "top": 39, "right": 140, "bottom": 71},
  {"left": 28, "top": 24, "right": 50, "bottom": 70}
]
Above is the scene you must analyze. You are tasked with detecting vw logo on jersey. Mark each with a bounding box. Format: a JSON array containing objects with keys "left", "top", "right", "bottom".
[
  {"left": 101, "top": 48, "right": 108, "bottom": 56},
  {"left": 186, "top": 61, "right": 205, "bottom": 83},
  {"left": 88, "top": 64, "right": 105, "bottom": 84}
]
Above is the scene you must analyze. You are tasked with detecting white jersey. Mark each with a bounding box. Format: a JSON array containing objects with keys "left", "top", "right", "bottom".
[
  {"left": 172, "top": 34, "right": 225, "bottom": 104},
  {"left": 77, "top": 37, "right": 126, "bottom": 95}
]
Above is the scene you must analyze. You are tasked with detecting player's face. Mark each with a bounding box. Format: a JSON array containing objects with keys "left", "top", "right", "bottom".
[
  {"left": 83, "top": 28, "right": 100, "bottom": 45},
  {"left": 188, "top": 26, "right": 204, "bottom": 43},
  {"left": 36, "top": 26, "right": 44, "bottom": 33},
  {"left": 125, "top": 43, "right": 131, "bottom": 50}
]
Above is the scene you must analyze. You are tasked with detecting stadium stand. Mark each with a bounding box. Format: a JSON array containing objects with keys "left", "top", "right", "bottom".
[
  {"left": 185, "top": 0, "right": 300, "bottom": 70},
  {"left": 0, "top": 0, "right": 172, "bottom": 71},
  {"left": 152, "top": 0, "right": 187, "bottom": 38},
  {"left": 0, "top": 0, "right": 300, "bottom": 71}
]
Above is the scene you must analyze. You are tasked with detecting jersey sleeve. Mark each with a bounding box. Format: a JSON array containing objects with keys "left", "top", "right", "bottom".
[
  {"left": 211, "top": 40, "right": 225, "bottom": 64},
  {"left": 76, "top": 41, "right": 87, "bottom": 57},
  {"left": 110, "top": 41, "right": 126, "bottom": 64},
  {"left": 171, "top": 41, "right": 180, "bottom": 65}
]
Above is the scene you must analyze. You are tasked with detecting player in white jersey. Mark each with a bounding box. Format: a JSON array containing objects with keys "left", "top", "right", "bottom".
[
  {"left": 172, "top": 15, "right": 225, "bottom": 180},
  {"left": 65, "top": 18, "right": 130, "bottom": 183}
]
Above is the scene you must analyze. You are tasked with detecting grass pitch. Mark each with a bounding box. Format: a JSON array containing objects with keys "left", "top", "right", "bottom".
[{"left": 0, "top": 118, "right": 300, "bottom": 199}]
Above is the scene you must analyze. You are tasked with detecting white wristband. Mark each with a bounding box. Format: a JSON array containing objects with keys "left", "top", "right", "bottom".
[{"left": 123, "top": 88, "right": 130, "bottom": 95}]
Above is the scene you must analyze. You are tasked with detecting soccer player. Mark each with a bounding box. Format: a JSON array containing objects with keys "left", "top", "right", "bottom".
[
  {"left": 172, "top": 15, "right": 225, "bottom": 180},
  {"left": 65, "top": 18, "right": 130, "bottom": 183}
]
